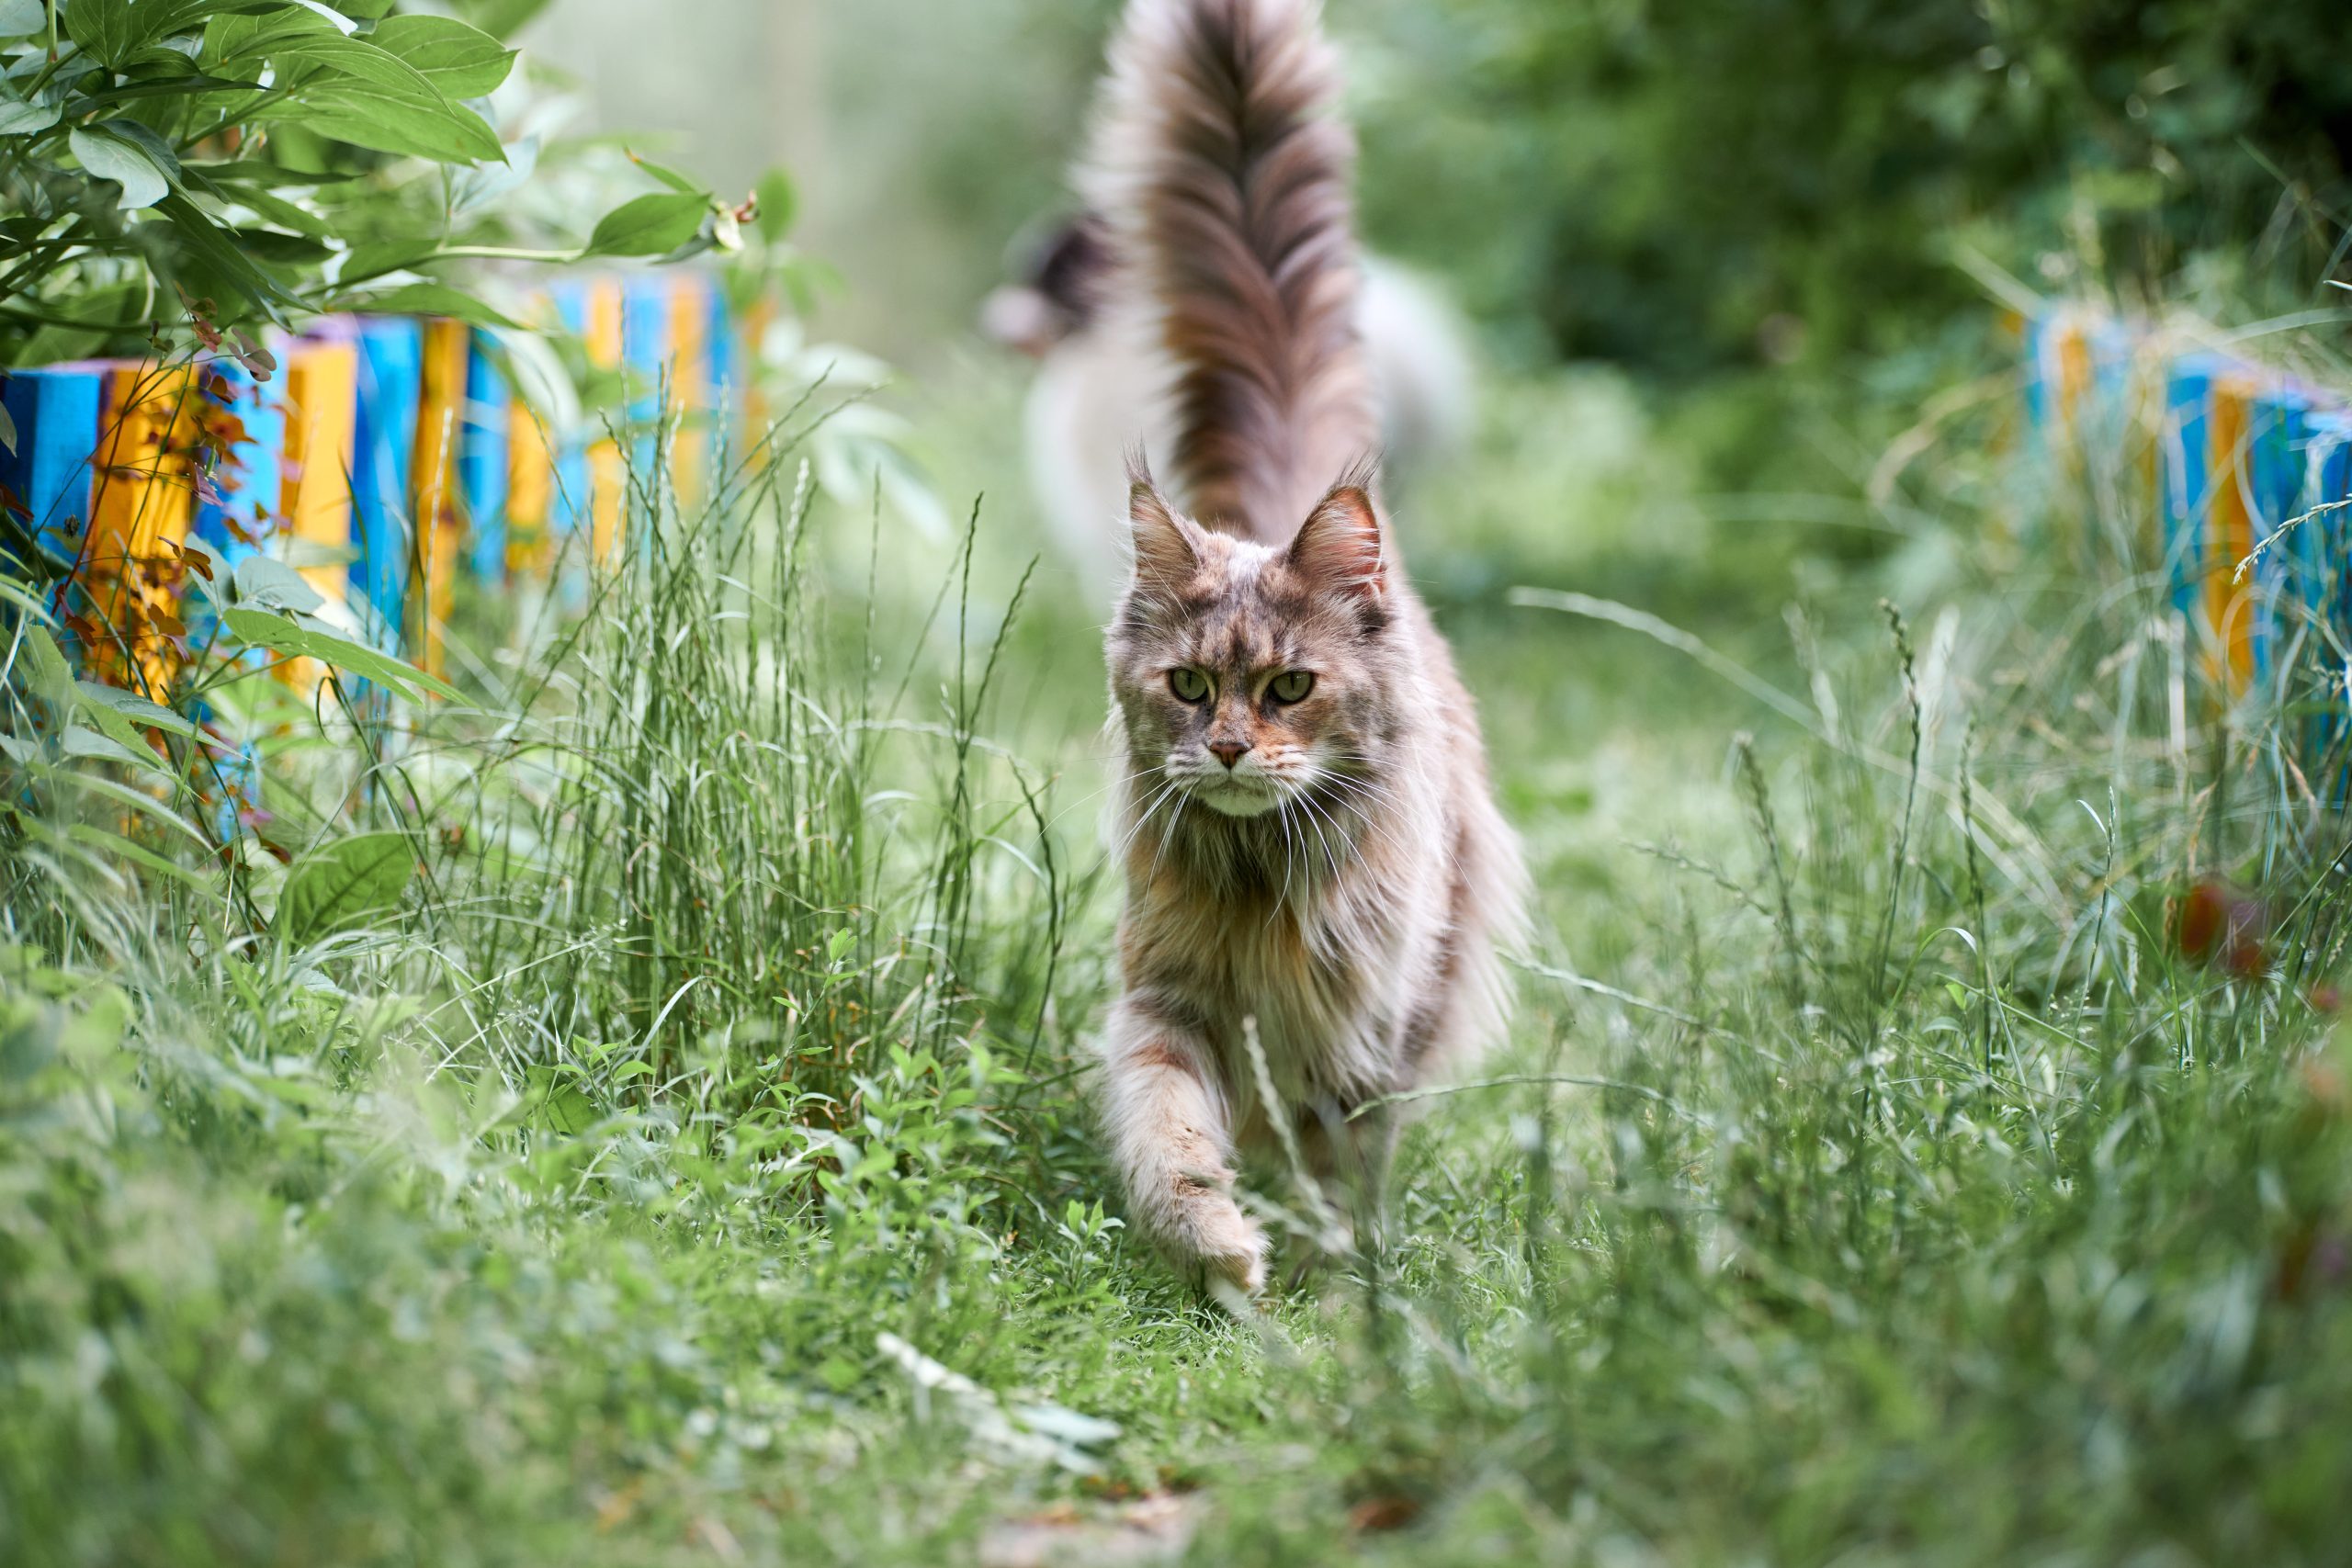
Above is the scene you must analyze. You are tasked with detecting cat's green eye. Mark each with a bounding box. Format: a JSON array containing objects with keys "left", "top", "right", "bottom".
[
  {"left": 1170, "top": 668, "right": 1212, "bottom": 703},
  {"left": 1269, "top": 670, "right": 1316, "bottom": 704}
]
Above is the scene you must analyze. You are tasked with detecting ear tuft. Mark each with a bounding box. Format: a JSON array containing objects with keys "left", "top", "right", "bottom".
[
  {"left": 1286, "top": 484, "right": 1385, "bottom": 600},
  {"left": 1127, "top": 466, "right": 1200, "bottom": 592}
]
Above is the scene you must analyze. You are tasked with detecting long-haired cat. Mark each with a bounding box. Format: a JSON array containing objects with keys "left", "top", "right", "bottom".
[{"left": 1080, "top": 0, "right": 1525, "bottom": 1292}]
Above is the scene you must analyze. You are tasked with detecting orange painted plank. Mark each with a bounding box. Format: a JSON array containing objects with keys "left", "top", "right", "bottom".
[
  {"left": 85, "top": 364, "right": 198, "bottom": 694},
  {"left": 413, "top": 318, "right": 470, "bottom": 675}
]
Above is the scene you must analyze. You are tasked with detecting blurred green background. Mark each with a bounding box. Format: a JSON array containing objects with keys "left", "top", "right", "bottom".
[
  {"left": 519, "top": 0, "right": 2352, "bottom": 637},
  {"left": 529, "top": 0, "right": 2352, "bottom": 377}
]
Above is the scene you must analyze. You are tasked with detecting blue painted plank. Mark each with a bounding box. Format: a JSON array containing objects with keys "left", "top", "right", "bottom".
[
  {"left": 0, "top": 364, "right": 102, "bottom": 578},
  {"left": 461, "top": 337, "right": 511, "bottom": 584},
  {"left": 350, "top": 317, "right": 423, "bottom": 653},
  {"left": 547, "top": 280, "right": 594, "bottom": 549},
  {"left": 623, "top": 273, "right": 669, "bottom": 511},
  {"left": 2161, "top": 359, "right": 2219, "bottom": 617},
  {"left": 191, "top": 356, "right": 285, "bottom": 570}
]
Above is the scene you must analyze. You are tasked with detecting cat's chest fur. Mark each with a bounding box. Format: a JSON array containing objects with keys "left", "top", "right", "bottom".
[{"left": 1125, "top": 847, "right": 1439, "bottom": 1102}]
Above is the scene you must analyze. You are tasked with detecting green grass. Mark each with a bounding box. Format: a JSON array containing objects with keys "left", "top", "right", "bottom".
[{"left": 6, "top": 350, "right": 2351, "bottom": 1566}]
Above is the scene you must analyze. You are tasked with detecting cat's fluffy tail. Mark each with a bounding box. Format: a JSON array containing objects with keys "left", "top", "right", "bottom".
[{"left": 1080, "top": 0, "right": 1374, "bottom": 542}]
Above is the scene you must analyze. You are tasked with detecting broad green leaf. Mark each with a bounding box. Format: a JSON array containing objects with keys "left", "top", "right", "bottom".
[
  {"left": 153, "top": 193, "right": 295, "bottom": 320},
  {"left": 77, "top": 679, "right": 197, "bottom": 738},
  {"left": 335, "top": 236, "right": 441, "bottom": 287},
  {"left": 78, "top": 68, "right": 269, "bottom": 110},
  {"left": 286, "top": 0, "right": 359, "bottom": 30},
  {"left": 0, "top": 93, "right": 62, "bottom": 137},
  {"left": 190, "top": 175, "right": 331, "bottom": 237},
  {"left": 349, "top": 281, "right": 519, "bottom": 331},
  {"left": 219, "top": 18, "right": 503, "bottom": 163},
  {"left": 220, "top": 607, "right": 462, "bottom": 703},
  {"left": 250, "top": 28, "right": 450, "bottom": 94},
  {"left": 16, "top": 622, "right": 76, "bottom": 716},
  {"left": 230, "top": 227, "right": 334, "bottom": 266},
  {"left": 448, "top": 0, "right": 546, "bottom": 40},
  {"left": 61, "top": 722, "right": 170, "bottom": 776},
  {"left": 71, "top": 126, "right": 173, "bottom": 209},
  {"left": 369, "top": 14, "right": 514, "bottom": 97},
  {"left": 0, "top": 0, "right": 45, "bottom": 37},
  {"left": 627, "top": 149, "right": 706, "bottom": 197},
  {"left": 582, "top": 192, "right": 709, "bottom": 258},
  {"left": 49, "top": 768, "right": 209, "bottom": 845},
  {"left": 262, "top": 77, "right": 504, "bottom": 164},
  {"left": 65, "top": 822, "right": 220, "bottom": 894},
  {"left": 63, "top": 0, "right": 162, "bottom": 68},
  {"left": 64, "top": 0, "right": 269, "bottom": 66},
  {"left": 280, "top": 829, "right": 413, "bottom": 943},
  {"left": 228, "top": 553, "right": 325, "bottom": 615},
  {"left": 522, "top": 1064, "right": 595, "bottom": 1134}
]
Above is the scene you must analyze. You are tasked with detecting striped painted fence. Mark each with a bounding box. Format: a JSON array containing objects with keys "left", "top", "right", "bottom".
[
  {"left": 1, "top": 266, "right": 748, "bottom": 694},
  {"left": 2025, "top": 306, "right": 2352, "bottom": 707}
]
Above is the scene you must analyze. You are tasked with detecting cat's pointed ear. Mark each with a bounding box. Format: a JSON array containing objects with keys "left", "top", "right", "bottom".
[
  {"left": 1126, "top": 462, "right": 1199, "bottom": 592},
  {"left": 1287, "top": 483, "right": 1385, "bottom": 601}
]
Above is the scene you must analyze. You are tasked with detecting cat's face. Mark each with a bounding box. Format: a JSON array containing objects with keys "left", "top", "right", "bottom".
[{"left": 1108, "top": 479, "right": 1396, "bottom": 821}]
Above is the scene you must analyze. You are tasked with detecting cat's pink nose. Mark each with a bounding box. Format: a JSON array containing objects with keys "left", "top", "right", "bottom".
[{"left": 1208, "top": 739, "right": 1248, "bottom": 769}]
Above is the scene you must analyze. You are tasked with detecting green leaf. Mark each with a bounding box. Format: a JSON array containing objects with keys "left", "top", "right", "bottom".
[
  {"left": 753, "top": 166, "right": 797, "bottom": 243},
  {"left": 286, "top": 0, "right": 360, "bottom": 29},
  {"left": 77, "top": 679, "right": 198, "bottom": 738},
  {"left": 66, "top": 0, "right": 272, "bottom": 67},
  {"left": 153, "top": 192, "right": 295, "bottom": 321},
  {"left": 51, "top": 769, "right": 209, "bottom": 846},
  {"left": 582, "top": 192, "right": 710, "bottom": 258},
  {"left": 63, "top": 0, "right": 161, "bottom": 69},
  {"left": 263, "top": 75, "right": 504, "bottom": 164},
  {"left": 71, "top": 125, "right": 173, "bottom": 209},
  {"left": 369, "top": 14, "right": 514, "bottom": 97},
  {"left": 60, "top": 722, "right": 170, "bottom": 776},
  {"left": 336, "top": 236, "right": 441, "bottom": 288},
  {"left": 230, "top": 227, "right": 334, "bottom": 266},
  {"left": 220, "top": 20, "right": 505, "bottom": 164},
  {"left": 227, "top": 553, "right": 325, "bottom": 615},
  {"left": 184, "top": 173, "right": 331, "bottom": 237},
  {"left": 626, "top": 149, "right": 706, "bottom": 197},
  {"left": 523, "top": 1063, "right": 595, "bottom": 1134},
  {"left": 0, "top": 399, "right": 13, "bottom": 456},
  {"left": 65, "top": 822, "right": 220, "bottom": 894},
  {"left": 0, "top": 0, "right": 45, "bottom": 37},
  {"left": 279, "top": 829, "right": 413, "bottom": 943},
  {"left": 219, "top": 607, "right": 463, "bottom": 703},
  {"left": 348, "top": 281, "right": 519, "bottom": 331},
  {"left": 17, "top": 622, "right": 76, "bottom": 717},
  {"left": 76, "top": 68, "right": 269, "bottom": 110},
  {"left": 447, "top": 0, "right": 546, "bottom": 40},
  {"left": 0, "top": 92, "right": 62, "bottom": 137}
]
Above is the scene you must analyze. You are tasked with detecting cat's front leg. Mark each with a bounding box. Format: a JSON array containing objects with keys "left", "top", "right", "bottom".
[{"left": 1096, "top": 998, "right": 1266, "bottom": 1295}]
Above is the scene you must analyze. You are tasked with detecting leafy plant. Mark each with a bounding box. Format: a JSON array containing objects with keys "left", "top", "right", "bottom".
[{"left": 0, "top": 0, "right": 740, "bottom": 367}]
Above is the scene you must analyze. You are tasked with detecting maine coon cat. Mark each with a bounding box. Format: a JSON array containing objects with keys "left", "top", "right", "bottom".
[{"left": 1081, "top": 0, "right": 1524, "bottom": 1292}]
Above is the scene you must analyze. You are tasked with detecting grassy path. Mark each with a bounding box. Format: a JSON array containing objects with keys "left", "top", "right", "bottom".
[{"left": 6, "top": 363, "right": 2350, "bottom": 1566}]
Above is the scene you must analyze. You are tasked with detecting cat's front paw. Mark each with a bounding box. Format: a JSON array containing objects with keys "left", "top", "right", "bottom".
[{"left": 1173, "top": 1184, "right": 1266, "bottom": 1296}]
